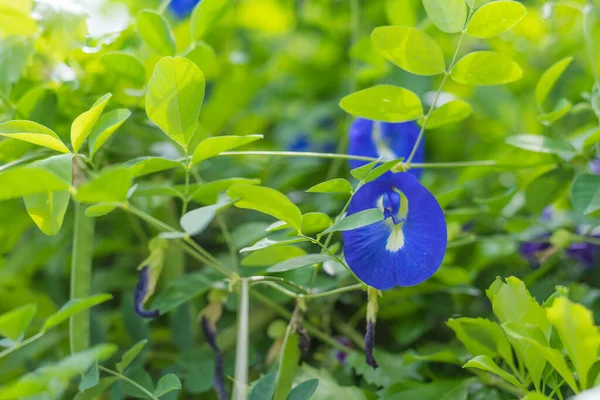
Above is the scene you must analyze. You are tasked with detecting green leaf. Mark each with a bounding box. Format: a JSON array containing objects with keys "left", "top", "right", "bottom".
[
  {"left": 267, "top": 254, "right": 332, "bottom": 273},
  {"left": 116, "top": 339, "right": 148, "bottom": 373},
  {"left": 538, "top": 98, "right": 572, "bottom": 125},
  {"left": 0, "top": 120, "right": 69, "bottom": 153},
  {"left": 321, "top": 208, "right": 384, "bottom": 234},
  {"left": 381, "top": 379, "right": 472, "bottom": 400},
  {"left": 450, "top": 52, "right": 522, "bottom": 86},
  {"left": 154, "top": 374, "right": 182, "bottom": 398},
  {"left": 85, "top": 204, "right": 117, "bottom": 217},
  {"left": 74, "top": 377, "right": 117, "bottom": 400},
  {"left": 525, "top": 167, "right": 573, "bottom": 213},
  {"left": 463, "top": 355, "right": 523, "bottom": 389},
  {"left": 0, "top": 166, "right": 70, "bottom": 201},
  {"left": 505, "top": 134, "right": 576, "bottom": 158},
  {"left": 43, "top": 294, "right": 112, "bottom": 332},
  {"left": 536, "top": 57, "right": 573, "bottom": 110},
  {"left": 371, "top": 26, "right": 445, "bottom": 76},
  {"left": 100, "top": 52, "right": 146, "bottom": 87},
  {"left": 466, "top": 1, "right": 527, "bottom": 39},
  {"left": 465, "top": 0, "right": 491, "bottom": 8},
  {"left": 189, "top": 177, "right": 261, "bottom": 205},
  {"left": 422, "top": 0, "right": 467, "bottom": 33},
  {"left": 71, "top": 94, "right": 112, "bottom": 153},
  {"left": 88, "top": 109, "right": 131, "bottom": 158},
  {"left": 420, "top": 100, "right": 472, "bottom": 129},
  {"left": 287, "top": 379, "right": 319, "bottom": 400},
  {"left": 301, "top": 212, "right": 332, "bottom": 235},
  {"left": 151, "top": 272, "right": 214, "bottom": 313},
  {"left": 306, "top": 178, "right": 353, "bottom": 194},
  {"left": 75, "top": 167, "right": 133, "bottom": 203},
  {"left": 522, "top": 394, "right": 552, "bottom": 400},
  {"left": 125, "top": 157, "right": 184, "bottom": 178},
  {"left": 242, "top": 245, "right": 307, "bottom": 267},
  {"left": 15, "top": 86, "right": 57, "bottom": 126},
  {"left": 119, "top": 366, "right": 154, "bottom": 399},
  {"left": 180, "top": 202, "right": 231, "bottom": 235},
  {"left": 0, "top": 2, "right": 36, "bottom": 38},
  {"left": 250, "top": 371, "right": 277, "bottom": 400},
  {"left": 79, "top": 364, "right": 99, "bottom": 392},
  {"left": 350, "top": 161, "right": 379, "bottom": 180},
  {"left": 572, "top": 173, "right": 600, "bottom": 215},
  {"left": 227, "top": 185, "right": 303, "bottom": 232},
  {"left": 192, "top": 135, "right": 263, "bottom": 165},
  {"left": 240, "top": 238, "right": 310, "bottom": 253},
  {"left": 191, "top": 0, "right": 235, "bottom": 41},
  {"left": 136, "top": 10, "right": 176, "bottom": 56},
  {"left": 146, "top": 56, "right": 205, "bottom": 149},
  {"left": 185, "top": 42, "right": 219, "bottom": 79},
  {"left": 340, "top": 85, "right": 423, "bottom": 123},
  {"left": 273, "top": 329, "right": 300, "bottom": 400},
  {"left": 547, "top": 296, "right": 600, "bottom": 390},
  {"left": 0, "top": 303, "right": 36, "bottom": 342},
  {"left": 23, "top": 154, "right": 73, "bottom": 235}
]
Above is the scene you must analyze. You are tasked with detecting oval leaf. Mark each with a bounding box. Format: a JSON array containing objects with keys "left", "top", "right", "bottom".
[
  {"left": 451, "top": 51, "right": 522, "bottom": 86},
  {"left": 505, "top": 134, "right": 576, "bottom": 158},
  {"left": 71, "top": 93, "right": 112, "bottom": 153},
  {"left": 340, "top": 85, "right": 423, "bottom": 123},
  {"left": 146, "top": 56, "right": 205, "bottom": 149},
  {"left": 75, "top": 168, "right": 133, "bottom": 203},
  {"left": 466, "top": 1, "right": 527, "bottom": 39},
  {"left": 321, "top": 208, "right": 384, "bottom": 235},
  {"left": 116, "top": 339, "right": 148, "bottom": 373},
  {"left": 89, "top": 109, "right": 131, "bottom": 158},
  {"left": 420, "top": 99, "right": 472, "bottom": 129},
  {"left": 535, "top": 56, "right": 573, "bottom": 111},
  {"left": 267, "top": 254, "right": 332, "bottom": 273},
  {"left": 124, "top": 156, "right": 184, "bottom": 178},
  {"left": 191, "top": 0, "right": 235, "bottom": 41},
  {"left": 100, "top": 52, "right": 146, "bottom": 87},
  {"left": 0, "top": 120, "right": 69, "bottom": 153},
  {"left": 0, "top": 303, "right": 37, "bottom": 342},
  {"left": 242, "top": 246, "right": 307, "bottom": 267},
  {"left": 192, "top": 135, "right": 263, "bottom": 165},
  {"left": 287, "top": 379, "right": 319, "bottom": 400},
  {"left": 307, "top": 178, "right": 353, "bottom": 194},
  {"left": 227, "top": 185, "right": 303, "bottom": 232},
  {"left": 0, "top": 166, "right": 70, "bottom": 201},
  {"left": 137, "top": 10, "right": 176, "bottom": 56},
  {"left": 572, "top": 173, "right": 600, "bottom": 215},
  {"left": 154, "top": 374, "right": 182, "bottom": 397},
  {"left": 180, "top": 202, "right": 231, "bottom": 235},
  {"left": 371, "top": 26, "right": 445, "bottom": 76},
  {"left": 422, "top": 0, "right": 467, "bottom": 33}
]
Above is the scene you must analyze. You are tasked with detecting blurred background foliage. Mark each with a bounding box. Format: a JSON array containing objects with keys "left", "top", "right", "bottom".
[{"left": 2, "top": 0, "right": 600, "bottom": 399}]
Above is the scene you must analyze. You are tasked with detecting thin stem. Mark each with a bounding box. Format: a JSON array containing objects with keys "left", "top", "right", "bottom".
[
  {"left": 248, "top": 276, "right": 308, "bottom": 295},
  {"left": 249, "top": 281, "right": 300, "bottom": 299},
  {"left": 233, "top": 279, "right": 249, "bottom": 400},
  {"left": 307, "top": 284, "right": 364, "bottom": 299},
  {"left": 217, "top": 214, "right": 238, "bottom": 271},
  {"left": 0, "top": 332, "right": 43, "bottom": 360},
  {"left": 406, "top": 9, "right": 471, "bottom": 165},
  {"left": 220, "top": 150, "right": 377, "bottom": 162},
  {"left": 99, "top": 366, "right": 157, "bottom": 399},
  {"left": 182, "top": 166, "right": 191, "bottom": 215}
]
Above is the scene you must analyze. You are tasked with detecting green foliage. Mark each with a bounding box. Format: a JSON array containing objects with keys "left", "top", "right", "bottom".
[
  {"left": 136, "top": 10, "right": 176, "bottom": 56},
  {"left": 450, "top": 52, "right": 523, "bottom": 86},
  {"left": 340, "top": 85, "right": 423, "bottom": 122},
  {"left": 466, "top": 1, "right": 527, "bottom": 39}
]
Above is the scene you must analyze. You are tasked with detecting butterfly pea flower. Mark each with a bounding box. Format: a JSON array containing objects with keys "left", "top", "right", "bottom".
[
  {"left": 169, "top": 0, "right": 201, "bottom": 18},
  {"left": 364, "top": 287, "right": 379, "bottom": 369},
  {"left": 348, "top": 118, "right": 424, "bottom": 179},
  {"left": 201, "top": 314, "right": 228, "bottom": 400},
  {"left": 342, "top": 172, "right": 447, "bottom": 290},
  {"left": 134, "top": 266, "right": 160, "bottom": 318}
]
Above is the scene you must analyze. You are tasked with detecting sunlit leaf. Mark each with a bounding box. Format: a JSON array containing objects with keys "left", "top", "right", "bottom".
[
  {"left": 420, "top": 99, "right": 472, "bottom": 129},
  {"left": 538, "top": 98, "right": 572, "bottom": 125},
  {"left": 466, "top": 1, "right": 527, "bottom": 39},
  {"left": 321, "top": 208, "right": 384, "bottom": 234},
  {"left": 535, "top": 57, "right": 573, "bottom": 111},
  {"left": 463, "top": 355, "right": 523, "bottom": 389},
  {"left": 0, "top": 120, "right": 69, "bottom": 153},
  {"left": 192, "top": 135, "right": 263, "bottom": 165},
  {"left": 100, "top": 52, "right": 146, "bottom": 87},
  {"left": 124, "top": 156, "right": 184, "bottom": 178},
  {"left": 71, "top": 93, "right": 112, "bottom": 153},
  {"left": 572, "top": 173, "right": 600, "bottom": 215},
  {"left": 180, "top": 202, "right": 231, "bottom": 235},
  {"left": 0, "top": 303, "right": 37, "bottom": 342},
  {"left": 340, "top": 85, "right": 423, "bottom": 122},
  {"left": 191, "top": 0, "right": 236, "bottom": 41},
  {"left": 146, "top": 56, "right": 205, "bottom": 149},
  {"left": 451, "top": 52, "right": 522, "bottom": 86},
  {"left": 136, "top": 10, "right": 176, "bottom": 56},
  {"left": 422, "top": 0, "right": 467, "bottom": 33},
  {"left": 88, "top": 109, "right": 131, "bottom": 158},
  {"left": 185, "top": 42, "right": 219, "bottom": 80},
  {"left": 242, "top": 246, "right": 307, "bottom": 267},
  {"left": 189, "top": 177, "right": 261, "bottom": 205},
  {"left": 301, "top": 212, "right": 332, "bottom": 235},
  {"left": 371, "top": 26, "right": 445, "bottom": 75},
  {"left": 306, "top": 178, "right": 353, "bottom": 194},
  {"left": 75, "top": 168, "right": 133, "bottom": 203},
  {"left": 15, "top": 86, "right": 56, "bottom": 126},
  {"left": 0, "top": 1, "right": 36, "bottom": 38},
  {"left": 0, "top": 166, "right": 70, "bottom": 201}
]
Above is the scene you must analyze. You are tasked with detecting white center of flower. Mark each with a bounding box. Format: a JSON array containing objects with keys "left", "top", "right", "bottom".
[
  {"left": 376, "top": 189, "right": 409, "bottom": 253},
  {"left": 373, "top": 122, "right": 397, "bottom": 161}
]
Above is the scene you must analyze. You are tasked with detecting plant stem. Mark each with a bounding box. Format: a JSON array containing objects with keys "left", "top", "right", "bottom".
[
  {"left": 248, "top": 276, "right": 308, "bottom": 295},
  {"left": 232, "top": 279, "right": 249, "bottom": 400},
  {"left": 306, "top": 284, "right": 364, "bottom": 299},
  {"left": 406, "top": 9, "right": 472, "bottom": 165},
  {"left": 98, "top": 366, "right": 157, "bottom": 399},
  {"left": 0, "top": 332, "right": 43, "bottom": 360},
  {"left": 182, "top": 166, "right": 191, "bottom": 215},
  {"left": 70, "top": 201, "right": 95, "bottom": 354},
  {"left": 216, "top": 214, "right": 238, "bottom": 271}
]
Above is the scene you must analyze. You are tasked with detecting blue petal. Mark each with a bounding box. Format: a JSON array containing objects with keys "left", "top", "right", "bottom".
[
  {"left": 169, "top": 0, "right": 201, "bottom": 18},
  {"left": 347, "top": 118, "right": 424, "bottom": 179},
  {"left": 342, "top": 173, "right": 447, "bottom": 289}
]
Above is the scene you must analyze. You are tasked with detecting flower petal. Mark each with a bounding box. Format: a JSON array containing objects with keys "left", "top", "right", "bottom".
[
  {"left": 382, "top": 121, "right": 423, "bottom": 179},
  {"left": 348, "top": 118, "right": 379, "bottom": 170}
]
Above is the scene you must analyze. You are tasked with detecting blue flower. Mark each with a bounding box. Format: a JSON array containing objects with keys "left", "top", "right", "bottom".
[
  {"left": 348, "top": 118, "right": 424, "bottom": 179},
  {"left": 169, "top": 0, "right": 201, "bottom": 18},
  {"left": 134, "top": 267, "right": 160, "bottom": 318},
  {"left": 342, "top": 172, "right": 447, "bottom": 289}
]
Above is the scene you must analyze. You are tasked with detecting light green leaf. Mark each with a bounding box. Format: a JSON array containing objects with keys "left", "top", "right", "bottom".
[
  {"left": 463, "top": 355, "right": 523, "bottom": 389},
  {"left": 23, "top": 154, "right": 73, "bottom": 235},
  {"left": 287, "top": 379, "right": 319, "bottom": 400},
  {"left": 267, "top": 254, "right": 332, "bottom": 273},
  {"left": 249, "top": 371, "right": 277, "bottom": 400},
  {"left": 536, "top": 57, "right": 573, "bottom": 110},
  {"left": 420, "top": 99, "right": 472, "bottom": 129},
  {"left": 88, "top": 109, "right": 131, "bottom": 158},
  {"left": 572, "top": 173, "right": 600, "bottom": 215},
  {"left": 422, "top": 0, "right": 467, "bottom": 33},
  {"left": 180, "top": 202, "right": 231, "bottom": 235},
  {"left": 525, "top": 167, "right": 572, "bottom": 213},
  {"left": 0, "top": 166, "right": 70, "bottom": 201},
  {"left": 522, "top": 393, "right": 552, "bottom": 400},
  {"left": 116, "top": 339, "right": 148, "bottom": 373},
  {"left": 385, "top": 0, "right": 419, "bottom": 26},
  {"left": 71, "top": 93, "right": 112, "bottom": 153},
  {"left": 465, "top": 0, "right": 491, "bottom": 8},
  {"left": 185, "top": 42, "right": 219, "bottom": 79},
  {"left": 79, "top": 364, "right": 99, "bottom": 392},
  {"left": 0, "top": 303, "right": 36, "bottom": 342},
  {"left": 0, "top": 120, "right": 69, "bottom": 153},
  {"left": 240, "top": 238, "right": 310, "bottom": 253},
  {"left": 100, "top": 52, "right": 146, "bottom": 87},
  {"left": 242, "top": 245, "right": 307, "bottom": 267},
  {"left": 371, "top": 26, "right": 445, "bottom": 75},
  {"left": 227, "top": 185, "right": 303, "bottom": 232},
  {"left": 189, "top": 177, "right": 261, "bottom": 205},
  {"left": 538, "top": 98, "right": 572, "bottom": 125},
  {"left": 350, "top": 161, "right": 379, "bottom": 180},
  {"left": 74, "top": 377, "right": 118, "bottom": 400},
  {"left": 306, "top": 178, "right": 353, "bottom": 194},
  {"left": 146, "top": 56, "right": 205, "bottom": 149},
  {"left": 340, "top": 85, "right": 423, "bottom": 122},
  {"left": 15, "top": 86, "right": 57, "bottom": 126},
  {"left": 75, "top": 168, "right": 133, "bottom": 203},
  {"left": 301, "top": 212, "right": 332, "bottom": 235},
  {"left": 547, "top": 296, "right": 600, "bottom": 390},
  {"left": 154, "top": 374, "right": 181, "bottom": 397},
  {"left": 137, "top": 10, "right": 176, "bottom": 56},
  {"left": 321, "top": 208, "right": 384, "bottom": 235},
  {"left": 85, "top": 204, "right": 117, "bottom": 217},
  {"left": 191, "top": 0, "right": 235, "bottom": 41},
  {"left": 124, "top": 156, "right": 184, "bottom": 178},
  {"left": 505, "top": 134, "right": 576, "bottom": 158},
  {"left": 192, "top": 135, "right": 263, "bottom": 164},
  {"left": 150, "top": 272, "right": 214, "bottom": 314},
  {"left": 451, "top": 52, "right": 522, "bottom": 86},
  {"left": 466, "top": 1, "right": 527, "bottom": 39},
  {"left": 42, "top": 294, "right": 112, "bottom": 332},
  {"left": 0, "top": 2, "right": 36, "bottom": 37},
  {"left": 273, "top": 329, "right": 300, "bottom": 400}
]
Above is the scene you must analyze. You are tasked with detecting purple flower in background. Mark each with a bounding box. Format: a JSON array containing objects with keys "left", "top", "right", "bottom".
[
  {"left": 134, "top": 267, "right": 160, "bottom": 318},
  {"left": 566, "top": 234, "right": 600, "bottom": 268},
  {"left": 335, "top": 337, "right": 352, "bottom": 363},
  {"left": 169, "top": 0, "right": 201, "bottom": 18},
  {"left": 519, "top": 236, "right": 552, "bottom": 266},
  {"left": 348, "top": 118, "right": 424, "bottom": 179},
  {"left": 590, "top": 159, "right": 600, "bottom": 175}
]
